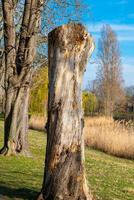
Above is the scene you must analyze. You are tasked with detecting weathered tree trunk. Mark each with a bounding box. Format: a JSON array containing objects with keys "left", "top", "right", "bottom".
[
  {"left": 38, "top": 23, "right": 94, "bottom": 200},
  {"left": 0, "top": 0, "right": 44, "bottom": 155},
  {"left": 0, "top": 53, "right": 5, "bottom": 113},
  {"left": 0, "top": 85, "right": 30, "bottom": 155}
]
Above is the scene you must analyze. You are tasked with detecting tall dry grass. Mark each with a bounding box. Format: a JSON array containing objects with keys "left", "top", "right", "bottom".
[
  {"left": 29, "top": 115, "right": 46, "bottom": 131},
  {"left": 29, "top": 115, "right": 134, "bottom": 159},
  {"left": 84, "top": 117, "right": 134, "bottom": 159}
]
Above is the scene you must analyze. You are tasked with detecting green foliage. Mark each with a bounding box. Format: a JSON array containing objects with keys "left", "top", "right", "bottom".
[
  {"left": 29, "top": 67, "right": 48, "bottom": 115},
  {"left": 82, "top": 91, "right": 98, "bottom": 115},
  {"left": 0, "top": 121, "right": 134, "bottom": 200}
]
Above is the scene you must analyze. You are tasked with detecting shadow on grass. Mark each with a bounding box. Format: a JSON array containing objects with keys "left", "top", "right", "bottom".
[
  {"left": 0, "top": 118, "right": 4, "bottom": 122},
  {"left": 0, "top": 185, "right": 38, "bottom": 200},
  {"left": 0, "top": 113, "right": 4, "bottom": 121}
]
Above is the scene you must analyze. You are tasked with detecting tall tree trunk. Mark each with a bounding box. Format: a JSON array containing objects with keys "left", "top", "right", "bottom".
[
  {"left": 0, "top": 0, "right": 44, "bottom": 155},
  {"left": 0, "top": 84, "right": 30, "bottom": 155},
  {"left": 38, "top": 23, "right": 94, "bottom": 200},
  {"left": 0, "top": 54, "right": 4, "bottom": 113}
]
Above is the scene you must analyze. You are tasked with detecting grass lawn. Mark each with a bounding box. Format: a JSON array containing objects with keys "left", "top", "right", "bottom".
[{"left": 0, "top": 121, "right": 134, "bottom": 200}]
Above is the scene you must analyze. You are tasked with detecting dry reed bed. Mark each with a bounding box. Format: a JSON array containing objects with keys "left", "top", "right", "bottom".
[
  {"left": 29, "top": 115, "right": 46, "bottom": 131},
  {"left": 84, "top": 117, "right": 134, "bottom": 159},
  {"left": 29, "top": 115, "right": 134, "bottom": 159}
]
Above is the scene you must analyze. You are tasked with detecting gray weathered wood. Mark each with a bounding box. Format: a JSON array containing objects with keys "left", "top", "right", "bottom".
[{"left": 38, "top": 23, "right": 94, "bottom": 200}]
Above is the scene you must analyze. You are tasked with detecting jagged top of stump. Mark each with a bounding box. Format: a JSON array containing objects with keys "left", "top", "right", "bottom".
[{"left": 48, "top": 23, "right": 95, "bottom": 53}]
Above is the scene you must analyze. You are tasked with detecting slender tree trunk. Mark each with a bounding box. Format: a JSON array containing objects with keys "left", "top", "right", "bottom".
[{"left": 38, "top": 23, "right": 94, "bottom": 200}]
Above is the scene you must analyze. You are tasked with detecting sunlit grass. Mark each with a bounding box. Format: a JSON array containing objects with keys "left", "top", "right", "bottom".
[
  {"left": 0, "top": 121, "right": 46, "bottom": 199},
  {"left": 0, "top": 120, "right": 134, "bottom": 200}
]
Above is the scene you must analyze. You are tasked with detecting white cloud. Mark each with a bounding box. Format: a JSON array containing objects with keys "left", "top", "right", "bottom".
[
  {"left": 120, "top": 56, "right": 134, "bottom": 86},
  {"left": 87, "top": 23, "right": 134, "bottom": 42},
  {"left": 112, "top": 24, "right": 134, "bottom": 31},
  {"left": 123, "top": 65, "right": 134, "bottom": 73},
  {"left": 122, "top": 57, "right": 134, "bottom": 73},
  {"left": 87, "top": 23, "right": 134, "bottom": 33},
  {"left": 118, "top": 35, "right": 134, "bottom": 41},
  {"left": 122, "top": 56, "right": 134, "bottom": 64}
]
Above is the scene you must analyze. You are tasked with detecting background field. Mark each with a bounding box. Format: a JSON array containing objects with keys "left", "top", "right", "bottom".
[
  {"left": 85, "top": 117, "right": 134, "bottom": 159},
  {"left": 0, "top": 121, "right": 134, "bottom": 200}
]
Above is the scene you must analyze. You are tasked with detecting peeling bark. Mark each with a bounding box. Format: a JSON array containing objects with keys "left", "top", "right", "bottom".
[{"left": 38, "top": 23, "right": 94, "bottom": 200}]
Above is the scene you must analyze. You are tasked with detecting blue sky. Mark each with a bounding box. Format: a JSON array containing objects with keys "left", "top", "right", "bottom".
[{"left": 83, "top": 0, "right": 134, "bottom": 88}]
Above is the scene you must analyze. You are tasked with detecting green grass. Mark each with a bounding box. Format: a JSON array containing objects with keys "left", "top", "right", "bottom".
[{"left": 0, "top": 121, "right": 134, "bottom": 200}]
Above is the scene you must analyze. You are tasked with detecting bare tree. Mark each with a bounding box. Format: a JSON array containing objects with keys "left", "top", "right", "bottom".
[
  {"left": 38, "top": 23, "right": 94, "bottom": 200},
  {"left": 96, "top": 24, "right": 125, "bottom": 117},
  {"left": 0, "top": 0, "right": 89, "bottom": 156},
  {"left": 0, "top": 0, "right": 44, "bottom": 156},
  {"left": 0, "top": 3, "right": 4, "bottom": 113}
]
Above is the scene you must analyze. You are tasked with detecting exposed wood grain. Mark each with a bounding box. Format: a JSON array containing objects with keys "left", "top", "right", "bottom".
[{"left": 38, "top": 23, "right": 94, "bottom": 200}]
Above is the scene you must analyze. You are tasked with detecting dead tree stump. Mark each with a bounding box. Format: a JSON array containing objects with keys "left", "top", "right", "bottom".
[{"left": 38, "top": 23, "right": 94, "bottom": 200}]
